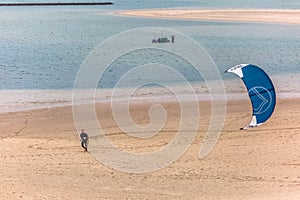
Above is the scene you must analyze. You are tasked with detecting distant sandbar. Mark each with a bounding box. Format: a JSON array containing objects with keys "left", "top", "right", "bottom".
[{"left": 116, "top": 9, "right": 300, "bottom": 25}]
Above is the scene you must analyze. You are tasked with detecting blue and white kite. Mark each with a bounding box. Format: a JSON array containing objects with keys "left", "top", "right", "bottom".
[{"left": 226, "top": 64, "right": 276, "bottom": 130}]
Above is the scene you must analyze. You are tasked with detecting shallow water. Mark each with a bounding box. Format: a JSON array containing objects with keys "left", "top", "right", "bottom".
[{"left": 0, "top": 1, "right": 299, "bottom": 113}]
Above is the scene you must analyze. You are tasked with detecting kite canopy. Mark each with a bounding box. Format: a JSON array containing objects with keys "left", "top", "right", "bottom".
[{"left": 226, "top": 64, "right": 276, "bottom": 130}]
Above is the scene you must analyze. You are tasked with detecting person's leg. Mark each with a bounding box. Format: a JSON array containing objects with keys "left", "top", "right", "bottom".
[
  {"left": 81, "top": 141, "right": 85, "bottom": 150},
  {"left": 83, "top": 141, "right": 87, "bottom": 151}
]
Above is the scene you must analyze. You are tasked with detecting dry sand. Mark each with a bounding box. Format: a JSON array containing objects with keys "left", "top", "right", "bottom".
[
  {"left": 0, "top": 98, "right": 300, "bottom": 199},
  {"left": 116, "top": 9, "right": 300, "bottom": 25}
]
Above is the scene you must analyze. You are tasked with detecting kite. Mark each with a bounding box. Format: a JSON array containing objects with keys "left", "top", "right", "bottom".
[{"left": 226, "top": 64, "right": 276, "bottom": 130}]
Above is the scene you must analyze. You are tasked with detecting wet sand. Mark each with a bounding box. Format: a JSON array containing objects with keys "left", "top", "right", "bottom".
[{"left": 0, "top": 98, "right": 299, "bottom": 199}]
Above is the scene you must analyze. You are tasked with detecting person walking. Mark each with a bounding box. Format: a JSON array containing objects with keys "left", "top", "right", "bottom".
[{"left": 80, "top": 129, "right": 89, "bottom": 152}]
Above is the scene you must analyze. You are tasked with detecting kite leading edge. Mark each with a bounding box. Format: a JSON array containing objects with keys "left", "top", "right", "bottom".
[{"left": 225, "top": 64, "right": 276, "bottom": 130}]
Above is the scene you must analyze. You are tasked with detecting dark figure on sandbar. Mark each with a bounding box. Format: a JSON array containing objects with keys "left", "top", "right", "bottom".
[{"left": 80, "top": 129, "right": 89, "bottom": 152}]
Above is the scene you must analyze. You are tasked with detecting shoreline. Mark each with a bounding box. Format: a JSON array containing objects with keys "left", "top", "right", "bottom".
[
  {"left": 1, "top": 90, "right": 299, "bottom": 115},
  {"left": 116, "top": 9, "right": 300, "bottom": 25},
  {"left": 1, "top": 72, "right": 300, "bottom": 114}
]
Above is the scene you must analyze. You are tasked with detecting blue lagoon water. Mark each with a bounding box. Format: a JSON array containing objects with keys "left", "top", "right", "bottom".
[{"left": 0, "top": 0, "right": 299, "bottom": 112}]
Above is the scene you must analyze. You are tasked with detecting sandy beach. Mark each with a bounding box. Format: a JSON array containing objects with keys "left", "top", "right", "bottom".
[
  {"left": 0, "top": 97, "right": 299, "bottom": 199},
  {"left": 116, "top": 9, "right": 300, "bottom": 25}
]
